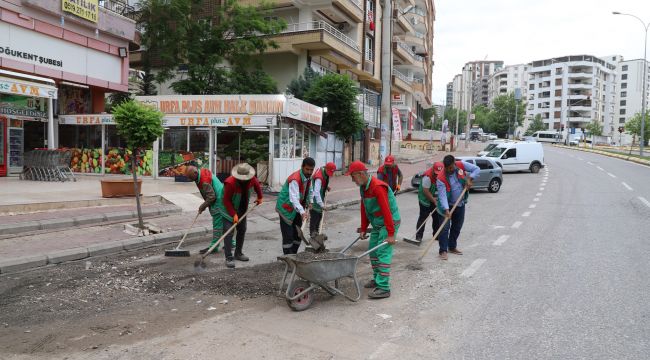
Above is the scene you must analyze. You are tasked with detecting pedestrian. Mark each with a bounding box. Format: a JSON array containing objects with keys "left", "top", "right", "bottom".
[
  {"left": 276, "top": 157, "right": 315, "bottom": 254},
  {"left": 309, "top": 162, "right": 337, "bottom": 238},
  {"left": 185, "top": 165, "right": 224, "bottom": 255},
  {"left": 414, "top": 161, "right": 444, "bottom": 244},
  {"left": 435, "top": 155, "right": 480, "bottom": 260},
  {"left": 218, "top": 163, "right": 263, "bottom": 268},
  {"left": 347, "top": 161, "right": 400, "bottom": 299},
  {"left": 377, "top": 155, "right": 403, "bottom": 194}
]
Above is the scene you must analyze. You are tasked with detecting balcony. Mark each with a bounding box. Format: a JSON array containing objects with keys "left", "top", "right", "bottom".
[
  {"left": 395, "top": 7, "right": 417, "bottom": 34},
  {"left": 412, "top": 77, "right": 425, "bottom": 95},
  {"left": 99, "top": 0, "right": 135, "bottom": 16},
  {"left": 392, "top": 70, "right": 413, "bottom": 93},
  {"left": 266, "top": 21, "right": 361, "bottom": 64},
  {"left": 401, "top": 31, "right": 426, "bottom": 48},
  {"left": 335, "top": 0, "right": 364, "bottom": 23},
  {"left": 393, "top": 41, "right": 425, "bottom": 67}
]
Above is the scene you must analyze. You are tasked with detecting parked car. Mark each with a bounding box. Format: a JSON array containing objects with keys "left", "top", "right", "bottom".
[
  {"left": 569, "top": 137, "right": 580, "bottom": 146},
  {"left": 411, "top": 158, "right": 503, "bottom": 193},
  {"left": 488, "top": 133, "right": 498, "bottom": 140},
  {"left": 470, "top": 131, "right": 482, "bottom": 141},
  {"left": 485, "top": 142, "right": 545, "bottom": 173},
  {"left": 456, "top": 157, "right": 503, "bottom": 193},
  {"left": 459, "top": 132, "right": 466, "bottom": 140}
]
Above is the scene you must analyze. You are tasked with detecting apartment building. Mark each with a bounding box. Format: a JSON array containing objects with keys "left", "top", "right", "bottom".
[
  {"left": 487, "top": 64, "right": 528, "bottom": 104},
  {"left": 464, "top": 60, "right": 503, "bottom": 109},
  {"left": 446, "top": 82, "right": 453, "bottom": 107},
  {"left": 451, "top": 73, "right": 462, "bottom": 110},
  {"left": 526, "top": 55, "right": 617, "bottom": 139},
  {"left": 613, "top": 58, "right": 650, "bottom": 144}
]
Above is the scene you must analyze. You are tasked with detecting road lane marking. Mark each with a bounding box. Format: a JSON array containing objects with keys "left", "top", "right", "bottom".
[
  {"left": 461, "top": 259, "right": 487, "bottom": 277},
  {"left": 511, "top": 221, "right": 522, "bottom": 229},
  {"left": 597, "top": 166, "right": 604, "bottom": 171},
  {"left": 587, "top": 162, "right": 594, "bottom": 165},
  {"left": 639, "top": 197, "right": 650, "bottom": 208},
  {"left": 607, "top": 172, "right": 616, "bottom": 178},
  {"left": 533, "top": 198, "right": 540, "bottom": 202},
  {"left": 536, "top": 192, "right": 543, "bottom": 196},
  {"left": 540, "top": 187, "right": 545, "bottom": 191},
  {"left": 493, "top": 235, "right": 510, "bottom": 246},
  {"left": 522, "top": 211, "right": 531, "bottom": 217},
  {"left": 622, "top": 182, "right": 633, "bottom": 191},
  {"left": 529, "top": 204, "right": 537, "bottom": 209},
  {"left": 578, "top": 157, "right": 584, "bottom": 161}
]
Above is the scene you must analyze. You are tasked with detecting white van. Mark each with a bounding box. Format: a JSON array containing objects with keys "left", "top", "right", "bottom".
[
  {"left": 478, "top": 140, "right": 505, "bottom": 156},
  {"left": 485, "top": 142, "right": 545, "bottom": 173},
  {"left": 531, "top": 131, "right": 561, "bottom": 144}
]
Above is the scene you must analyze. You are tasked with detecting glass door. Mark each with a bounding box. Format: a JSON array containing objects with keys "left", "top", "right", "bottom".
[{"left": 8, "top": 126, "right": 24, "bottom": 175}]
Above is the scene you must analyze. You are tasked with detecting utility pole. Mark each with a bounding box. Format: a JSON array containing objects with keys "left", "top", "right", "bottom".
[{"left": 379, "top": 0, "right": 393, "bottom": 160}]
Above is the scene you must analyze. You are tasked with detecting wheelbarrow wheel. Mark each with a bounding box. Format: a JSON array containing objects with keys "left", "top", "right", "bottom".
[{"left": 287, "top": 280, "right": 314, "bottom": 311}]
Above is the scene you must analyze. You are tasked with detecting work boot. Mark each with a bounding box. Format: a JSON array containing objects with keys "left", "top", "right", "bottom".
[
  {"left": 225, "top": 258, "right": 235, "bottom": 268},
  {"left": 368, "top": 288, "right": 391, "bottom": 299},
  {"left": 449, "top": 248, "right": 463, "bottom": 255},
  {"left": 439, "top": 252, "right": 448, "bottom": 260},
  {"left": 363, "top": 279, "right": 377, "bottom": 289},
  {"left": 234, "top": 254, "right": 249, "bottom": 261}
]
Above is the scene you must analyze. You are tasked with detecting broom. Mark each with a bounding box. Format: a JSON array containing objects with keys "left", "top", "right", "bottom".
[
  {"left": 164, "top": 212, "right": 200, "bottom": 257},
  {"left": 406, "top": 187, "right": 468, "bottom": 271}
]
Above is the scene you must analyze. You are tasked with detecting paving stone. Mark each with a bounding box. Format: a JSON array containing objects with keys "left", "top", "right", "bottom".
[
  {"left": 38, "top": 218, "right": 72, "bottom": 231},
  {"left": 0, "top": 221, "right": 41, "bottom": 235},
  {"left": 73, "top": 214, "right": 107, "bottom": 226},
  {"left": 0, "top": 255, "right": 48, "bottom": 274},
  {"left": 121, "top": 237, "right": 145, "bottom": 250},
  {"left": 87, "top": 242, "right": 124, "bottom": 257}
]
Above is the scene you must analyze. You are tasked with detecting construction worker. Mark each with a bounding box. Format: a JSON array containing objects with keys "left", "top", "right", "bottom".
[
  {"left": 219, "top": 163, "right": 263, "bottom": 268},
  {"left": 185, "top": 165, "right": 223, "bottom": 255},
  {"left": 435, "top": 155, "right": 480, "bottom": 260},
  {"left": 309, "top": 162, "right": 337, "bottom": 237},
  {"left": 414, "top": 161, "right": 444, "bottom": 244},
  {"left": 377, "top": 155, "right": 403, "bottom": 194},
  {"left": 347, "top": 160, "right": 400, "bottom": 299},
  {"left": 276, "top": 157, "right": 315, "bottom": 254}
]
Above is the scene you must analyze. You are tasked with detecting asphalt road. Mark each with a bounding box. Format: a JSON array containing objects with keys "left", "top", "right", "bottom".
[{"left": 2, "top": 145, "right": 649, "bottom": 359}]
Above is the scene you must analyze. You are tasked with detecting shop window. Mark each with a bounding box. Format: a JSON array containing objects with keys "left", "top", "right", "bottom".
[
  {"left": 159, "top": 127, "right": 207, "bottom": 178},
  {"left": 58, "top": 86, "right": 91, "bottom": 115}
]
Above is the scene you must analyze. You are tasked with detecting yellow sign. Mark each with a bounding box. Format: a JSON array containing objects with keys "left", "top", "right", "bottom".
[{"left": 62, "top": 0, "right": 98, "bottom": 23}]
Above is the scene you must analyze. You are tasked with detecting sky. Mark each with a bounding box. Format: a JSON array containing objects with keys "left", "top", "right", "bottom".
[{"left": 431, "top": 0, "right": 650, "bottom": 104}]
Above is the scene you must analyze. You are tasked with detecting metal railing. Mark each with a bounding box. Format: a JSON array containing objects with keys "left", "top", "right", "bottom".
[
  {"left": 410, "top": 7, "right": 427, "bottom": 16},
  {"left": 393, "top": 69, "right": 413, "bottom": 83},
  {"left": 98, "top": 0, "right": 135, "bottom": 17},
  {"left": 396, "top": 41, "right": 425, "bottom": 62},
  {"left": 282, "top": 22, "right": 360, "bottom": 51},
  {"left": 347, "top": 0, "right": 363, "bottom": 11},
  {"left": 365, "top": 48, "right": 374, "bottom": 62},
  {"left": 413, "top": 77, "right": 424, "bottom": 84}
]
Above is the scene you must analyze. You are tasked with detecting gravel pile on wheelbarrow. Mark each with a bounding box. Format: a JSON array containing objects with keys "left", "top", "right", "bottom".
[{"left": 294, "top": 252, "right": 347, "bottom": 262}]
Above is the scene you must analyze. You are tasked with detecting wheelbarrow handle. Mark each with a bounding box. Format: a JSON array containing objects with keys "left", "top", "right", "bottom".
[
  {"left": 340, "top": 233, "right": 368, "bottom": 254},
  {"left": 358, "top": 241, "right": 389, "bottom": 258}
]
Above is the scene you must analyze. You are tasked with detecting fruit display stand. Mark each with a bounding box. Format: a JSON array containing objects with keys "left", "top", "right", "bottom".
[
  {"left": 158, "top": 151, "right": 209, "bottom": 180},
  {"left": 68, "top": 147, "right": 153, "bottom": 176}
]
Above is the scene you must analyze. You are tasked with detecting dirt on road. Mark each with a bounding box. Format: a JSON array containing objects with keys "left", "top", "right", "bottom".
[{"left": 0, "top": 248, "right": 285, "bottom": 356}]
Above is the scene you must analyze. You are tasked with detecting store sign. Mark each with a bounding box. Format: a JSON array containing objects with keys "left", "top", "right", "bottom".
[
  {"left": 58, "top": 114, "right": 277, "bottom": 127},
  {"left": 58, "top": 114, "right": 114, "bottom": 125},
  {"left": 0, "top": 22, "right": 121, "bottom": 84},
  {"left": 62, "top": 0, "right": 99, "bottom": 23},
  {"left": 0, "top": 94, "right": 48, "bottom": 118},
  {"left": 0, "top": 77, "right": 58, "bottom": 99},
  {"left": 391, "top": 94, "right": 405, "bottom": 106},
  {"left": 285, "top": 97, "right": 323, "bottom": 126},
  {"left": 391, "top": 107, "right": 403, "bottom": 141}
]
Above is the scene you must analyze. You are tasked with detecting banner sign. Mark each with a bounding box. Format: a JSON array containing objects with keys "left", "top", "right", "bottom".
[
  {"left": 58, "top": 114, "right": 278, "bottom": 127},
  {"left": 391, "top": 107, "right": 403, "bottom": 141},
  {"left": 0, "top": 94, "right": 48, "bottom": 118},
  {"left": 0, "top": 77, "right": 57, "bottom": 99},
  {"left": 62, "top": 0, "right": 99, "bottom": 23},
  {"left": 285, "top": 97, "right": 322, "bottom": 126}
]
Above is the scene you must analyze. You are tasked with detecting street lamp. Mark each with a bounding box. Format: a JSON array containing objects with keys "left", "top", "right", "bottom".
[{"left": 613, "top": 11, "right": 649, "bottom": 156}]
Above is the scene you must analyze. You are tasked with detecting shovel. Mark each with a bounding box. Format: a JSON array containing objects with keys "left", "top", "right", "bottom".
[
  {"left": 310, "top": 194, "right": 328, "bottom": 251},
  {"left": 407, "top": 188, "right": 468, "bottom": 271},
  {"left": 194, "top": 203, "right": 259, "bottom": 271},
  {"left": 164, "top": 212, "right": 200, "bottom": 257},
  {"left": 402, "top": 208, "right": 438, "bottom": 246}
]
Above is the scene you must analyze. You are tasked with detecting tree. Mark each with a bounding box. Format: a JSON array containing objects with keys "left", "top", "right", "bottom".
[
  {"left": 585, "top": 120, "right": 603, "bottom": 137},
  {"left": 287, "top": 66, "right": 321, "bottom": 100},
  {"left": 106, "top": 92, "right": 132, "bottom": 113},
  {"left": 139, "top": 0, "right": 286, "bottom": 94},
  {"left": 304, "top": 73, "right": 364, "bottom": 140},
  {"left": 471, "top": 105, "right": 491, "bottom": 132},
  {"left": 489, "top": 93, "right": 526, "bottom": 138},
  {"left": 423, "top": 107, "right": 436, "bottom": 129},
  {"left": 625, "top": 112, "right": 650, "bottom": 146},
  {"left": 112, "top": 100, "right": 164, "bottom": 230},
  {"left": 525, "top": 114, "right": 546, "bottom": 136},
  {"left": 441, "top": 107, "right": 467, "bottom": 133}
]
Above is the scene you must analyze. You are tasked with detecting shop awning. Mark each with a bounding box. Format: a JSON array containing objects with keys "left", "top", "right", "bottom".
[
  {"left": 58, "top": 114, "right": 278, "bottom": 127},
  {"left": 0, "top": 70, "right": 57, "bottom": 99}
]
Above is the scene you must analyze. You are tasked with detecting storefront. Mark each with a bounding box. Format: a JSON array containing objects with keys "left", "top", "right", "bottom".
[
  {"left": 57, "top": 95, "right": 323, "bottom": 189},
  {"left": 0, "top": 70, "right": 58, "bottom": 176}
]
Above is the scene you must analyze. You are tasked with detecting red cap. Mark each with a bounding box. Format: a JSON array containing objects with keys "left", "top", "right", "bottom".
[
  {"left": 324, "top": 162, "right": 336, "bottom": 176},
  {"left": 384, "top": 155, "right": 395, "bottom": 165},
  {"left": 345, "top": 161, "right": 368, "bottom": 175},
  {"left": 433, "top": 161, "right": 444, "bottom": 174}
]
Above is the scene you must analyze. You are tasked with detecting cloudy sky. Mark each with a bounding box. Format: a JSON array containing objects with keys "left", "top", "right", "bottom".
[{"left": 432, "top": 0, "right": 650, "bottom": 104}]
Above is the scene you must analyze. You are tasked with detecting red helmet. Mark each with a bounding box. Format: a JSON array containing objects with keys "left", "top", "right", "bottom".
[
  {"left": 384, "top": 155, "right": 395, "bottom": 165},
  {"left": 345, "top": 161, "right": 368, "bottom": 175}
]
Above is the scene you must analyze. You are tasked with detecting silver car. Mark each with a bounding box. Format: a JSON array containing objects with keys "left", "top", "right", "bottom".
[{"left": 456, "top": 156, "right": 503, "bottom": 193}]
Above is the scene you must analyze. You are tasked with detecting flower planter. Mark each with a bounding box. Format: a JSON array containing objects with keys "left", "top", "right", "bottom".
[{"left": 101, "top": 179, "right": 142, "bottom": 198}]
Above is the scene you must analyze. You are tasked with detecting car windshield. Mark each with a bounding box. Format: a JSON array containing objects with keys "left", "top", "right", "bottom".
[
  {"left": 483, "top": 144, "right": 497, "bottom": 152},
  {"left": 486, "top": 147, "right": 506, "bottom": 158}
]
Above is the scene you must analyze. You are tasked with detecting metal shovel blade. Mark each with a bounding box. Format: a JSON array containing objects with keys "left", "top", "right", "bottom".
[
  {"left": 310, "top": 233, "right": 327, "bottom": 252},
  {"left": 294, "top": 225, "right": 312, "bottom": 248}
]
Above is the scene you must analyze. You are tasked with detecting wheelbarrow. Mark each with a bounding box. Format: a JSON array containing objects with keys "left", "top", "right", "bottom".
[{"left": 277, "top": 234, "right": 387, "bottom": 311}]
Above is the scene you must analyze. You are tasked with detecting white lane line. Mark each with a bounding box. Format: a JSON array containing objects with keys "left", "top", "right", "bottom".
[
  {"left": 511, "top": 221, "right": 523, "bottom": 229},
  {"left": 587, "top": 161, "right": 594, "bottom": 165},
  {"left": 622, "top": 182, "right": 633, "bottom": 191},
  {"left": 529, "top": 204, "right": 537, "bottom": 209},
  {"left": 522, "top": 211, "right": 531, "bottom": 217},
  {"left": 607, "top": 172, "right": 616, "bottom": 178},
  {"left": 596, "top": 166, "right": 604, "bottom": 171},
  {"left": 639, "top": 197, "right": 650, "bottom": 208},
  {"left": 540, "top": 187, "right": 545, "bottom": 191},
  {"left": 533, "top": 198, "right": 540, "bottom": 202},
  {"left": 493, "top": 235, "right": 510, "bottom": 246},
  {"left": 461, "top": 259, "right": 487, "bottom": 277},
  {"left": 536, "top": 192, "right": 543, "bottom": 196},
  {"left": 578, "top": 157, "right": 584, "bottom": 161}
]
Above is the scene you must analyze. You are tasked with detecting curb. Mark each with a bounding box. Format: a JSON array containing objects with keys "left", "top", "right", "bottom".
[
  {"left": 0, "top": 225, "right": 212, "bottom": 275},
  {"left": 0, "top": 205, "right": 182, "bottom": 236},
  {"left": 554, "top": 145, "right": 650, "bottom": 167}
]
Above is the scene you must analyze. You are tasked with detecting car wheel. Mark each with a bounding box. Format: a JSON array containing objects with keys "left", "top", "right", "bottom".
[
  {"left": 488, "top": 178, "right": 501, "bottom": 193},
  {"left": 530, "top": 163, "right": 541, "bottom": 173}
]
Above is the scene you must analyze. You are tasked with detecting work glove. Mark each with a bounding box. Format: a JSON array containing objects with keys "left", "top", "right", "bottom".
[
  {"left": 396, "top": 184, "right": 401, "bottom": 191},
  {"left": 327, "top": 186, "right": 331, "bottom": 192},
  {"left": 198, "top": 204, "right": 207, "bottom": 214},
  {"left": 256, "top": 197, "right": 263, "bottom": 206},
  {"left": 301, "top": 212, "right": 309, "bottom": 221},
  {"left": 233, "top": 214, "right": 239, "bottom": 224}
]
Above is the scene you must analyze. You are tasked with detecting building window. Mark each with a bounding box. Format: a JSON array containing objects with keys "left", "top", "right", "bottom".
[
  {"left": 620, "top": 100, "right": 626, "bottom": 106},
  {"left": 529, "top": 84, "right": 535, "bottom": 90},
  {"left": 620, "top": 117, "right": 626, "bottom": 123},
  {"left": 622, "top": 65, "right": 628, "bottom": 71},
  {"left": 620, "top": 109, "right": 626, "bottom": 115},
  {"left": 621, "top": 91, "right": 627, "bottom": 97},
  {"left": 555, "top": 68, "right": 563, "bottom": 75},
  {"left": 621, "top": 74, "right": 628, "bottom": 80},
  {"left": 621, "top": 82, "right": 627, "bottom": 89}
]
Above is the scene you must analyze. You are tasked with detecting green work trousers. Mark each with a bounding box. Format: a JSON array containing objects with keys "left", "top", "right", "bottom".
[
  {"left": 368, "top": 224, "right": 399, "bottom": 291},
  {"left": 209, "top": 207, "right": 223, "bottom": 251}
]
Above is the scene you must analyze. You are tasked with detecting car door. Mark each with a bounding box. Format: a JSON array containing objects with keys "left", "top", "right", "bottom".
[
  {"left": 500, "top": 147, "right": 518, "bottom": 172},
  {"left": 474, "top": 159, "right": 492, "bottom": 187}
]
